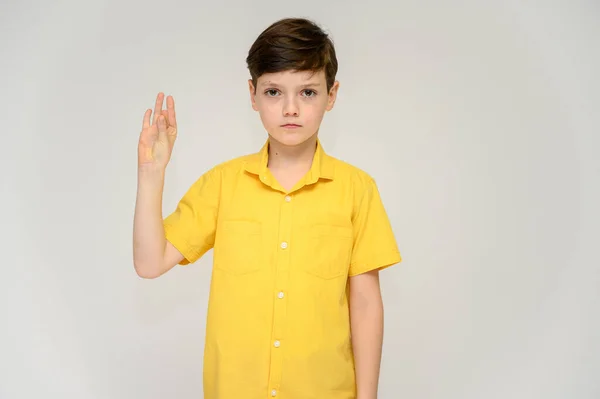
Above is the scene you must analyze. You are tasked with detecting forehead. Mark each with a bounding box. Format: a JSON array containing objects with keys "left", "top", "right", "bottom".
[{"left": 258, "top": 69, "right": 326, "bottom": 86}]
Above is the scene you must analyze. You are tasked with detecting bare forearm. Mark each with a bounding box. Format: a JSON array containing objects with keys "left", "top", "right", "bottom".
[
  {"left": 133, "top": 166, "right": 167, "bottom": 278},
  {"left": 350, "top": 272, "right": 384, "bottom": 399}
]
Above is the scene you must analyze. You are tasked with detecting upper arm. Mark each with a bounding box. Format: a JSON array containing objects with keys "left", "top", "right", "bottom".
[
  {"left": 145, "top": 240, "right": 186, "bottom": 279},
  {"left": 158, "top": 240, "right": 186, "bottom": 275},
  {"left": 348, "top": 177, "right": 402, "bottom": 277}
]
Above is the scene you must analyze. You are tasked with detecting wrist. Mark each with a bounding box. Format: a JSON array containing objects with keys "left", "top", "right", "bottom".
[
  {"left": 137, "top": 166, "right": 166, "bottom": 198},
  {"left": 138, "top": 164, "right": 165, "bottom": 183},
  {"left": 138, "top": 163, "right": 166, "bottom": 176}
]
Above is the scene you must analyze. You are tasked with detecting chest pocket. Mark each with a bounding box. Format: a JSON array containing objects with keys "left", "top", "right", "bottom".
[
  {"left": 304, "top": 224, "right": 353, "bottom": 279},
  {"left": 214, "top": 220, "right": 262, "bottom": 275}
]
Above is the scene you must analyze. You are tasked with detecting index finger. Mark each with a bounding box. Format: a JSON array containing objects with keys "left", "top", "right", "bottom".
[
  {"left": 153, "top": 92, "right": 165, "bottom": 124},
  {"left": 167, "top": 95, "right": 177, "bottom": 127}
]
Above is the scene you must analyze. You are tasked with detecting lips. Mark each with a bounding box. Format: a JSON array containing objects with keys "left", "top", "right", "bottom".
[{"left": 282, "top": 124, "right": 301, "bottom": 128}]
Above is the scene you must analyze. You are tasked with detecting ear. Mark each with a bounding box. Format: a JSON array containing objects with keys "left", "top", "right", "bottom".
[
  {"left": 248, "top": 79, "right": 259, "bottom": 111},
  {"left": 326, "top": 80, "right": 340, "bottom": 111}
]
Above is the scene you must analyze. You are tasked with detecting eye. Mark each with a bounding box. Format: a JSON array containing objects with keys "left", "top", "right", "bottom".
[
  {"left": 265, "top": 89, "right": 280, "bottom": 97},
  {"left": 302, "top": 89, "right": 317, "bottom": 97}
]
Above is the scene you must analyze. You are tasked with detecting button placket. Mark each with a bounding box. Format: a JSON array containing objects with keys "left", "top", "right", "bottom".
[{"left": 269, "top": 190, "right": 293, "bottom": 393}]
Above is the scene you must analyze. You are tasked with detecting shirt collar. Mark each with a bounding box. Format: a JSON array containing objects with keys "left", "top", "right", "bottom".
[{"left": 243, "top": 137, "right": 335, "bottom": 186}]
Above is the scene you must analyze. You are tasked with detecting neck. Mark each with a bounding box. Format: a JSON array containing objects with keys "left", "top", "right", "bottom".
[{"left": 267, "top": 135, "right": 318, "bottom": 170}]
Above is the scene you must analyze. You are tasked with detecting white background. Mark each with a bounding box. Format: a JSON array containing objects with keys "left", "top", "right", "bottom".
[{"left": 1, "top": 0, "right": 598, "bottom": 398}]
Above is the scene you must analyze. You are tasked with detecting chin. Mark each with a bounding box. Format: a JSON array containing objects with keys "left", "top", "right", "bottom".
[{"left": 269, "top": 129, "right": 315, "bottom": 147}]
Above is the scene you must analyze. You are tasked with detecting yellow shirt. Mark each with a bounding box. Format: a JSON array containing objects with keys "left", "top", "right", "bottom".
[{"left": 163, "top": 139, "right": 401, "bottom": 399}]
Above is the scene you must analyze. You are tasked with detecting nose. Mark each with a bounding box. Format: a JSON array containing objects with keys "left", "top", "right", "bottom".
[{"left": 283, "top": 97, "right": 299, "bottom": 117}]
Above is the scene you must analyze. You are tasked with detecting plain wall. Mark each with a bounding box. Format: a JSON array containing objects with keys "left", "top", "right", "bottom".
[{"left": 1, "top": 0, "right": 598, "bottom": 398}]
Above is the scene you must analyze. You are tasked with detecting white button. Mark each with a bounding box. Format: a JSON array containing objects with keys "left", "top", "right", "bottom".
[
  {"left": 277, "top": 291, "right": 284, "bottom": 299},
  {"left": 285, "top": 195, "right": 291, "bottom": 202},
  {"left": 271, "top": 389, "right": 277, "bottom": 396},
  {"left": 274, "top": 340, "right": 281, "bottom": 348},
  {"left": 280, "top": 242, "right": 288, "bottom": 249}
]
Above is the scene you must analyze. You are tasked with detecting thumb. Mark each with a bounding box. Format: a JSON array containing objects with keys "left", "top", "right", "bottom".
[
  {"left": 157, "top": 115, "right": 168, "bottom": 143},
  {"left": 161, "top": 109, "right": 169, "bottom": 125}
]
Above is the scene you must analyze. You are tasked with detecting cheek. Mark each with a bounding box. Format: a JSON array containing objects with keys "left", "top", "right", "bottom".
[
  {"left": 304, "top": 103, "right": 327, "bottom": 124},
  {"left": 259, "top": 104, "right": 279, "bottom": 124},
  {"left": 257, "top": 108, "right": 282, "bottom": 133}
]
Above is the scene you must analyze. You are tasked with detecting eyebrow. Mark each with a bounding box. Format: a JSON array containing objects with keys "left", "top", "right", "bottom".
[{"left": 260, "top": 81, "right": 321, "bottom": 88}]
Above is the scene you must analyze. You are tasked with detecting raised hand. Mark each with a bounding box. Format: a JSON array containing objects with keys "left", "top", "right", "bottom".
[{"left": 138, "top": 92, "right": 178, "bottom": 169}]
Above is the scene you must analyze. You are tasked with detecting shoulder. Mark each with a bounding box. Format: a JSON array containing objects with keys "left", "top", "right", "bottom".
[
  {"left": 328, "top": 155, "right": 377, "bottom": 192},
  {"left": 202, "top": 151, "right": 260, "bottom": 178},
  {"left": 182, "top": 152, "right": 257, "bottom": 195}
]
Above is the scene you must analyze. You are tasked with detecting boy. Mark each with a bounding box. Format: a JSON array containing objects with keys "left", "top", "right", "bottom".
[{"left": 133, "top": 17, "right": 401, "bottom": 399}]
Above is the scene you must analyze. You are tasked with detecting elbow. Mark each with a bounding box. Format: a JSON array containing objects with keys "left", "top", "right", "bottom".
[
  {"left": 133, "top": 261, "right": 161, "bottom": 279},
  {"left": 136, "top": 270, "right": 159, "bottom": 279}
]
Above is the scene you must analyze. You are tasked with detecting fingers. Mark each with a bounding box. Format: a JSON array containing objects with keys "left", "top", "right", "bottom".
[
  {"left": 153, "top": 92, "right": 165, "bottom": 124},
  {"left": 142, "top": 109, "right": 151, "bottom": 130},
  {"left": 145, "top": 93, "right": 175, "bottom": 130},
  {"left": 167, "top": 95, "right": 177, "bottom": 127}
]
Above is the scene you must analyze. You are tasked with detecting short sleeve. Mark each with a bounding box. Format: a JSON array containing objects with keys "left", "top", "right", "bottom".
[
  {"left": 348, "top": 177, "right": 402, "bottom": 276},
  {"left": 163, "top": 166, "right": 221, "bottom": 265}
]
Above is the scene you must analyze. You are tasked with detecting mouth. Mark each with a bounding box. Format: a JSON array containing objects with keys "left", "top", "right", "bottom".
[{"left": 281, "top": 124, "right": 302, "bottom": 128}]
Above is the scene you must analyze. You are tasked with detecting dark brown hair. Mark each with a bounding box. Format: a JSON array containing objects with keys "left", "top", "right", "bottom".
[{"left": 246, "top": 18, "right": 338, "bottom": 93}]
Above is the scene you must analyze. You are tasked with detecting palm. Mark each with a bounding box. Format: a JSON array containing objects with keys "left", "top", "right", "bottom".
[{"left": 138, "top": 93, "right": 178, "bottom": 168}]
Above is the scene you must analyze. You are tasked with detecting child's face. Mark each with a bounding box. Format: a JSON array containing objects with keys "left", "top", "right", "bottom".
[{"left": 249, "top": 69, "right": 339, "bottom": 147}]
